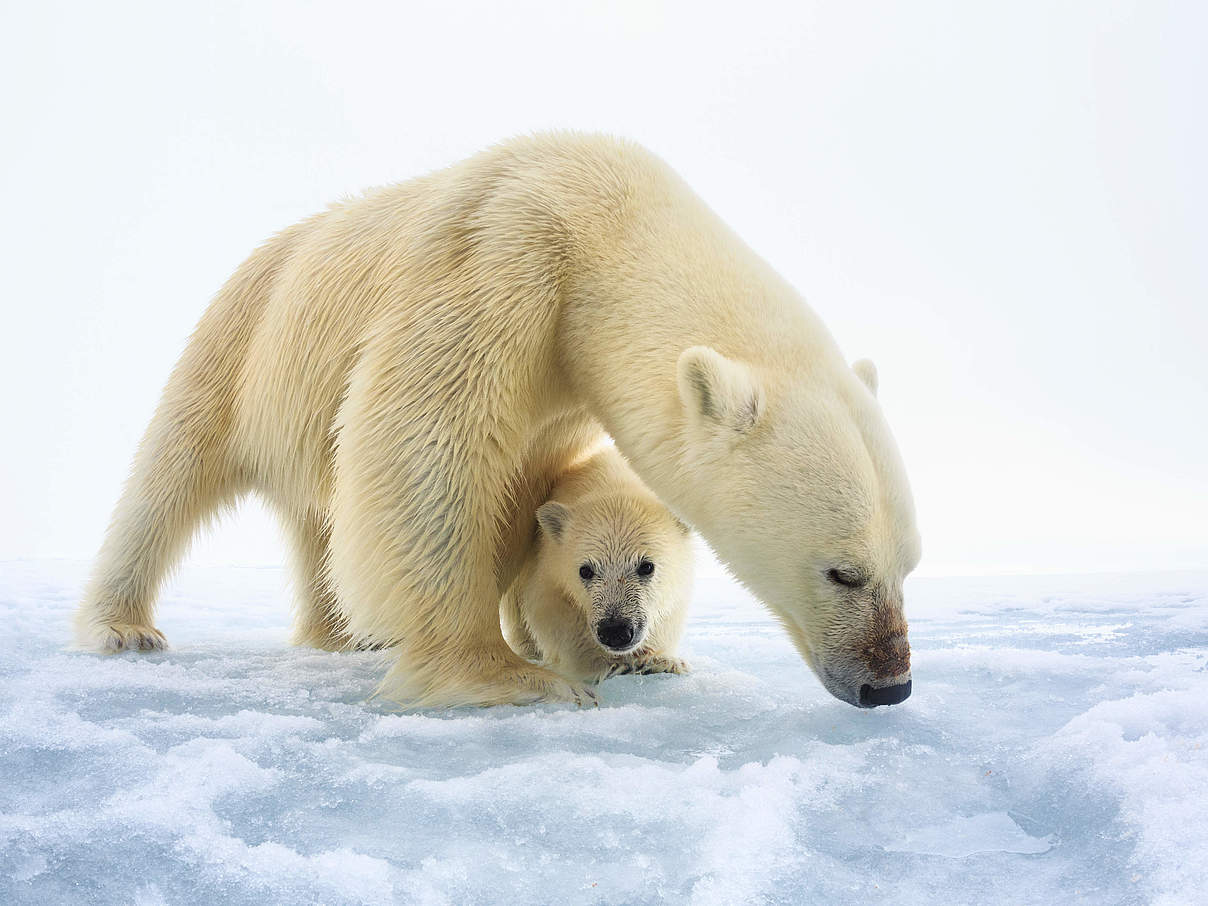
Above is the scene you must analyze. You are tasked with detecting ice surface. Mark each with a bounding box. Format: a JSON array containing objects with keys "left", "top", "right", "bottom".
[
  {"left": 883, "top": 812, "right": 1054, "bottom": 858},
  {"left": 1, "top": 560, "right": 1206, "bottom": 905}
]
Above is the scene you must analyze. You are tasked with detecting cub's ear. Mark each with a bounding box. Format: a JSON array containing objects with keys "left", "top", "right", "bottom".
[
  {"left": 536, "top": 501, "right": 571, "bottom": 542},
  {"left": 852, "top": 359, "right": 878, "bottom": 396},
  {"left": 677, "top": 346, "right": 764, "bottom": 434}
]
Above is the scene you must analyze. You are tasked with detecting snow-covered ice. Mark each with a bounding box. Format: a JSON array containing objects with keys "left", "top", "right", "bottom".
[{"left": 1, "top": 559, "right": 1206, "bottom": 905}]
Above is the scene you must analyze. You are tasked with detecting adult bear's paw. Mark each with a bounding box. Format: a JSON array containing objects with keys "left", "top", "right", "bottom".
[
  {"left": 84, "top": 622, "right": 169, "bottom": 653},
  {"left": 493, "top": 665, "right": 600, "bottom": 708},
  {"left": 379, "top": 657, "right": 600, "bottom": 709}
]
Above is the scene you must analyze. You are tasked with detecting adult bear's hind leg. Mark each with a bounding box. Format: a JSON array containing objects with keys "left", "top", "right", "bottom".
[
  {"left": 284, "top": 509, "right": 358, "bottom": 651},
  {"left": 76, "top": 383, "right": 242, "bottom": 652}
]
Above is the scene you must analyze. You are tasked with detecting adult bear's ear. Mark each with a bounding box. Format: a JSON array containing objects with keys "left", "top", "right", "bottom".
[
  {"left": 852, "top": 358, "right": 878, "bottom": 396},
  {"left": 536, "top": 501, "right": 571, "bottom": 542},
  {"left": 677, "top": 346, "right": 764, "bottom": 434}
]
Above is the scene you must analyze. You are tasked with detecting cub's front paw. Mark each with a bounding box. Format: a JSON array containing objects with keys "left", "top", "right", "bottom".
[{"left": 607, "top": 653, "right": 690, "bottom": 677}]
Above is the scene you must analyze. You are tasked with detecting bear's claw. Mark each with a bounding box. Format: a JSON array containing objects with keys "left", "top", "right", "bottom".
[{"left": 574, "top": 685, "right": 600, "bottom": 708}]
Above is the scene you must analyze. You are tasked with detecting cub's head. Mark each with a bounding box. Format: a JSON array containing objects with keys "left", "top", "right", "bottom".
[
  {"left": 535, "top": 490, "right": 692, "bottom": 656},
  {"left": 675, "top": 345, "right": 921, "bottom": 708}
]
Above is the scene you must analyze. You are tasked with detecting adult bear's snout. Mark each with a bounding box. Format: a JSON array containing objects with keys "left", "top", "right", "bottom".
[
  {"left": 859, "top": 680, "right": 912, "bottom": 707},
  {"left": 596, "top": 617, "right": 636, "bottom": 650},
  {"left": 855, "top": 628, "right": 911, "bottom": 707},
  {"left": 817, "top": 627, "right": 913, "bottom": 708}
]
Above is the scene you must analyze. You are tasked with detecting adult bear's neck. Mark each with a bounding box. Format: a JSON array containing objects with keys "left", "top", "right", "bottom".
[{"left": 553, "top": 153, "right": 836, "bottom": 521}]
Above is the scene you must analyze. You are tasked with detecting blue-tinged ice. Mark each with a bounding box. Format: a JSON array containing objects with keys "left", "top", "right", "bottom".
[{"left": 1, "top": 560, "right": 1205, "bottom": 905}]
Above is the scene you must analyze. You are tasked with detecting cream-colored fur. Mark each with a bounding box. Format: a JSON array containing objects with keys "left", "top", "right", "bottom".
[
  {"left": 501, "top": 445, "right": 692, "bottom": 688},
  {"left": 76, "top": 132, "right": 919, "bottom": 709}
]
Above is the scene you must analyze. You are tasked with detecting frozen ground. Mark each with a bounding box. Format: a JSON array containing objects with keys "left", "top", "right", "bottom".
[{"left": 1, "top": 559, "right": 1206, "bottom": 906}]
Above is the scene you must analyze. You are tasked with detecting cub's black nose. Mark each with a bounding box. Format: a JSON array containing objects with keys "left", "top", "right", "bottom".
[
  {"left": 596, "top": 617, "right": 635, "bottom": 650},
  {"left": 859, "top": 680, "right": 912, "bottom": 708}
]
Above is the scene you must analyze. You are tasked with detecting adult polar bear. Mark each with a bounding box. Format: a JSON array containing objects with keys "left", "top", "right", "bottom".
[{"left": 77, "top": 133, "right": 920, "bottom": 709}]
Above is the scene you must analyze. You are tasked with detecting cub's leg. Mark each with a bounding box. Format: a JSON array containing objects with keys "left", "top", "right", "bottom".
[
  {"left": 500, "top": 588, "right": 543, "bottom": 662},
  {"left": 285, "top": 509, "right": 357, "bottom": 651}
]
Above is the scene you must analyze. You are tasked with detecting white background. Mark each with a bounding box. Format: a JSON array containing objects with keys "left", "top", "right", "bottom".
[{"left": 2, "top": 0, "right": 1204, "bottom": 576}]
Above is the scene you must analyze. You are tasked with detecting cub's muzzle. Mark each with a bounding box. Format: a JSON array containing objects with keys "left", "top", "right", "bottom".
[{"left": 595, "top": 616, "right": 642, "bottom": 652}]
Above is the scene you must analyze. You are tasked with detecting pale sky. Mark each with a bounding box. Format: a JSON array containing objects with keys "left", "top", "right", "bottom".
[{"left": 2, "top": 0, "right": 1204, "bottom": 576}]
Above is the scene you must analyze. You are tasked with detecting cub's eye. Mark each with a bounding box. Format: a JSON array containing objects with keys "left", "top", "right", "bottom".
[
  {"left": 579, "top": 564, "right": 595, "bottom": 581},
  {"left": 827, "top": 567, "right": 865, "bottom": 589},
  {"left": 636, "top": 559, "right": 655, "bottom": 577}
]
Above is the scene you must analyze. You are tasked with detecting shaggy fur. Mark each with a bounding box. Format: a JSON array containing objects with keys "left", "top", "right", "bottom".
[
  {"left": 501, "top": 445, "right": 693, "bottom": 688},
  {"left": 76, "top": 132, "right": 920, "bottom": 708}
]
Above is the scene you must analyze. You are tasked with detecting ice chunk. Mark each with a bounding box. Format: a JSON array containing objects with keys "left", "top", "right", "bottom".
[{"left": 884, "top": 812, "right": 1055, "bottom": 858}]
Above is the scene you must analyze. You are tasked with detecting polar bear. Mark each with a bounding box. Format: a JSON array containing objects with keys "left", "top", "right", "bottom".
[
  {"left": 76, "top": 132, "right": 919, "bottom": 709},
  {"left": 500, "top": 445, "right": 693, "bottom": 688}
]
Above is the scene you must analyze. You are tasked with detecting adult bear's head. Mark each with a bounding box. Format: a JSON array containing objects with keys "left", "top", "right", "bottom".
[{"left": 675, "top": 345, "right": 920, "bottom": 708}]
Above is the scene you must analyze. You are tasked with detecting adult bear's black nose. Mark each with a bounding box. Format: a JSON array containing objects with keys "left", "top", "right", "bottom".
[
  {"left": 596, "top": 617, "right": 635, "bottom": 650},
  {"left": 859, "top": 680, "right": 912, "bottom": 707}
]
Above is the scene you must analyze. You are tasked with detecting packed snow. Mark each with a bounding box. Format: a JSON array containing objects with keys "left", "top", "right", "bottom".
[{"left": 1, "top": 558, "right": 1205, "bottom": 905}]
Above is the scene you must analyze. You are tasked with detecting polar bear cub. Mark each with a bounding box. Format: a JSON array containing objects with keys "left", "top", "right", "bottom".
[{"left": 501, "top": 445, "right": 694, "bottom": 687}]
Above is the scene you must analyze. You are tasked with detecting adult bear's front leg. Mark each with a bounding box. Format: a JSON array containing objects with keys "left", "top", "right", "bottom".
[{"left": 326, "top": 344, "right": 592, "bottom": 708}]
